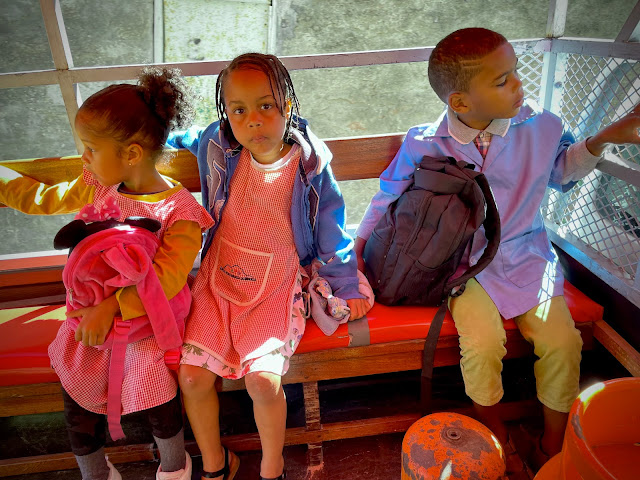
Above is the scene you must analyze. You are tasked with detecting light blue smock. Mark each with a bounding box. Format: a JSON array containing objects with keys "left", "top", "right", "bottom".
[{"left": 357, "top": 100, "right": 600, "bottom": 318}]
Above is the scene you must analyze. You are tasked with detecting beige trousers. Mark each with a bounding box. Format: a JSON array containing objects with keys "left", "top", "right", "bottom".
[{"left": 449, "top": 279, "right": 583, "bottom": 412}]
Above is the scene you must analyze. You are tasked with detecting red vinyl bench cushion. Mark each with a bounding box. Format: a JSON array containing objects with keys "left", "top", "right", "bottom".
[
  {"left": 297, "top": 280, "right": 602, "bottom": 353},
  {"left": 0, "top": 280, "right": 603, "bottom": 387},
  {"left": 0, "top": 305, "right": 67, "bottom": 386}
]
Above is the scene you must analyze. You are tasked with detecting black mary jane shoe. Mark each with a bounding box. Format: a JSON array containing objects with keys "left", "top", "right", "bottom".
[{"left": 203, "top": 446, "right": 239, "bottom": 479}]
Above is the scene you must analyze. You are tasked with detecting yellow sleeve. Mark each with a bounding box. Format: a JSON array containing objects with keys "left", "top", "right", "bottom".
[
  {"left": 0, "top": 166, "right": 93, "bottom": 214},
  {"left": 116, "top": 220, "right": 203, "bottom": 320}
]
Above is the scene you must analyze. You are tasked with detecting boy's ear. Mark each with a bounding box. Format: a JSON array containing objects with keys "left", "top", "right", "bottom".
[
  {"left": 449, "top": 92, "right": 471, "bottom": 114},
  {"left": 125, "top": 143, "right": 144, "bottom": 166}
]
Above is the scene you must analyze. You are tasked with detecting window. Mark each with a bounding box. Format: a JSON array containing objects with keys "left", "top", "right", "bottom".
[
  {"left": 0, "top": 86, "right": 77, "bottom": 161},
  {"left": 163, "top": 0, "right": 272, "bottom": 62},
  {"left": 60, "top": 0, "right": 154, "bottom": 67},
  {"left": 0, "top": 1, "right": 52, "bottom": 73},
  {"left": 1, "top": 0, "right": 638, "bottom": 255},
  {"left": 277, "top": 0, "right": 550, "bottom": 55}
]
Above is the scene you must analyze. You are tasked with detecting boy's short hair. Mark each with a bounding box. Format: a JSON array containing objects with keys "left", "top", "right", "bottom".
[{"left": 428, "top": 28, "right": 508, "bottom": 103}]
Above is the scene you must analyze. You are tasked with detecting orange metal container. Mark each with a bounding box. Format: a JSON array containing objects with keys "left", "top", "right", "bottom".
[
  {"left": 535, "top": 377, "right": 640, "bottom": 480},
  {"left": 401, "top": 412, "right": 506, "bottom": 480}
]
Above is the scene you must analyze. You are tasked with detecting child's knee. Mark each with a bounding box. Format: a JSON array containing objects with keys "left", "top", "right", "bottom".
[
  {"left": 461, "top": 330, "right": 507, "bottom": 360},
  {"left": 244, "top": 372, "right": 282, "bottom": 402},
  {"left": 178, "top": 364, "right": 217, "bottom": 395},
  {"left": 542, "top": 327, "right": 583, "bottom": 359}
]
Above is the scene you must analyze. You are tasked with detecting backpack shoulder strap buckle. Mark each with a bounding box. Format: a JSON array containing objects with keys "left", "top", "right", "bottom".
[{"left": 450, "top": 283, "right": 466, "bottom": 298}]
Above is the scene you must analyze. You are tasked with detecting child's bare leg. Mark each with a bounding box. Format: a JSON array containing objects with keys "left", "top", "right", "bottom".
[
  {"left": 245, "top": 371, "right": 286, "bottom": 478},
  {"left": 179, "top": 364, "right": 233, "bottom": 478},
  {"left": 516, "top": 295, "right": 581, "bottom": 462},
  {"left": 541, "top": 405, "right": 568, "bottom": 457},
  {"left": 473, "top": 401, "right": 508, "bottom": 444},
  {"left": 473, "top": 401, "right": 525, "bottom": 473}
]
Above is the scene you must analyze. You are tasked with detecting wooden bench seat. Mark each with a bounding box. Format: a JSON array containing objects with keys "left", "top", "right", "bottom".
[
  {"left": 0, "top": 135, "right": 618, "bottom": 477},
  {"left": 0, "top": 281, "right": 600, "bottom": 476},
  {"left": 0, "top": 280, "right": 601, "bottom": 395}
]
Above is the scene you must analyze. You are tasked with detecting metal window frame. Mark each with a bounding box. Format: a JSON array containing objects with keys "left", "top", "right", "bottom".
[
  {"left": 2, "top": 2, "right": 637, "bottom": 145},
  {"left": 616, "top": 0, "right": 640, "bottom": 43},
  {"left": 1, "top": 0, "right": 640, "bottom": 304}
]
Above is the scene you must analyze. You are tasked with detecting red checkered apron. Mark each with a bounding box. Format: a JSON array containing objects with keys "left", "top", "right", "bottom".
[
  {"left": 182, "top": 146, "right": 306, "bottom": 378},
  {"left": 48, "top": 169, "right": 213, "bottom": 415}
]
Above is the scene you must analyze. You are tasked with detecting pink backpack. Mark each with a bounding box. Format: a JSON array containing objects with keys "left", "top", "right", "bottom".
[{"left": 54, "top": 205, "right": 190, "bottom": 440}]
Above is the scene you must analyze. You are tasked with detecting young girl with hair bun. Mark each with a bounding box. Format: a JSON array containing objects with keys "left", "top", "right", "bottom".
[{"left": 0, "top": 67, "right": 213, "bottom": 480}]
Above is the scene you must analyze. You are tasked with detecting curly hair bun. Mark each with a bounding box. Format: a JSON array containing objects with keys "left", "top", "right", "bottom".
[{"left": 138, "top": 67, "right": 195, "bottom": 132}]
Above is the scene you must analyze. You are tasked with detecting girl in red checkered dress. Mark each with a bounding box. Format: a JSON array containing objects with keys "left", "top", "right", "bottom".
[
  {"left": 172, "top": 54, "right": 372, "bottom": 480},
  {"left": 0, "top": 68, "right": 213, "bottom": 480}
]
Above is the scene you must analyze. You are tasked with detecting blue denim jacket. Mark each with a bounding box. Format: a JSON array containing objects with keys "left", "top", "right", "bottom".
[{"left": 168, "top": 117, "right": 362, "bottom": 300}]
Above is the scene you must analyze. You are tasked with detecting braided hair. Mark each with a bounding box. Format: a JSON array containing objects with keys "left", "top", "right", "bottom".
[{"left": 215, "top": 53, "right": 301, "bottom": 144}]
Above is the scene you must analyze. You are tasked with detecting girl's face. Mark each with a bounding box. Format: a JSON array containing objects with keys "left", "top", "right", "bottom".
[
  {"left": 224, "top": 68, "right": 291, "bottom": 164},
  {"left": 75, "top": 114, "right": 129, "bottom": 187}
]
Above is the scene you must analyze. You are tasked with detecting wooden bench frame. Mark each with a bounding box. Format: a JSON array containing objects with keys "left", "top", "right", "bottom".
[{"left": 1, "top": 134, "right": 638, "bottom": 477}]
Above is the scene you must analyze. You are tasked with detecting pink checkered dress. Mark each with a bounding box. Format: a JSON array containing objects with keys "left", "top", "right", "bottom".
[
  {"left": 182, "top": 146, "right": 306, "bottom": 379},
  {"left": 48, "top": 168, "right": 213, "bottom": 415}
]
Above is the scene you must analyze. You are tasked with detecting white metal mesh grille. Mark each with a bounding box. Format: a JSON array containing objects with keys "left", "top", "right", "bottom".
[
  {"left": 546, "top": 174, "right": 640, "bottom": 280},
  {"left": 519, "top": 52, "right": 544, "bottom": 104},
  {"left": 559, "top": 55, "right": 640, "bottom": 151},
  {"left": 544, "top": 55, "right": 640, "bottom": 284}
]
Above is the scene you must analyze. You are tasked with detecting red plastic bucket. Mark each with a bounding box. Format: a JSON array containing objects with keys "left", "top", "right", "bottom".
[{"left": 535, "top": 377, "right": 640, "bottom": 480}]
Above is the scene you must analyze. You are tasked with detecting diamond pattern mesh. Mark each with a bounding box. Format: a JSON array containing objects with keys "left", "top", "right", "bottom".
[
  {"left": 518, "top": 52, "right": 544, "bottom": 104},
  {"left": 544, "top": 55, "right": 640, "bottom": 284}
]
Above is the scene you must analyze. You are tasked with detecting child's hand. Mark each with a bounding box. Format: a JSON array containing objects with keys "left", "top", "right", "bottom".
[
  {"left": 347, "top": 298, "right": 372, "bottom": 321},
  {"left": 69, "top": 295, "right": 120, "bottom": 346},
  {"left": 587, "top": 104, "right": 640, "bottom": 156},
  {"left": 354, "top": 236, "right": 367, "bottom": 273}
]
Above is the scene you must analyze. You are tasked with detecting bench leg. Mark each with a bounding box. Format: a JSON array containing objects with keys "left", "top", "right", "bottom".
[{"left": 302, "top": 381, "right": 323, "bottom": 467}]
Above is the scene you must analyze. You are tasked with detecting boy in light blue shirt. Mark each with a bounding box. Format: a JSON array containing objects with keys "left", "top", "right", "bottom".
[{"left": 355, "top": 27, "right": 640, "bottom": 473}]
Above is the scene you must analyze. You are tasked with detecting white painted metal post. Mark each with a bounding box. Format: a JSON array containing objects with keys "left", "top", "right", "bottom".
[
  {"left": 539, "top": 49, "right": 568, "bottom": 115},
  {"left": 615, "top": 0, "right": 640, "bottom": 43},
  {"left": 153, "top": 0, "right": 165, "bottom": 63},
  {"left": 540, "top": 0, "right": 568, "bottom": 111},
  {"left": 39, "top": 0, "right": 83, "bottom": 154},
  {"left": 546, "top": 0, "right": 568, "bottom": 38},
  {"left": 267, "top": 0, "right": 277, "bottom": 54},
  {"left": 539, "top": 50, "right": 558, "bottom": 112}
]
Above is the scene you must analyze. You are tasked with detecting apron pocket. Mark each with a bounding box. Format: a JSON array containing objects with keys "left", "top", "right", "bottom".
[{"left": 212, "top": 236, "right": 274, "bottom": 306}]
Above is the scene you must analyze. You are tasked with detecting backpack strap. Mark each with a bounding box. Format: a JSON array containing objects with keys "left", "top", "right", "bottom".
[
  {"left": 101, "top": 242, "right": 182, "bottom": 351},
  {"left": 419, "top": 158, "right": 502, "bottom": 415},
  {"left": 420, "top": 302, "right": 447, "bottom": 415},
  {"left": 106, "top": 316, "right": 130, "bottom": 441},
  {"left": 445, "top": 170, "right": 501, "bottom": 291},
  {"left": 99, "top": 239, "right": 184, "bottom": 441}
]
